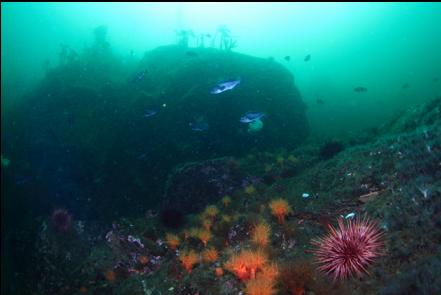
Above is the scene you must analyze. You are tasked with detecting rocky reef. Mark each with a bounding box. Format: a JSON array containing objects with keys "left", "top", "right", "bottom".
[
  {"left": 1, "top": 43, "right": 308, "bottom": 222},
  {"left": 3, "top": 26, "right": 440, "bottom": 295},
  {"left": 16, "top": 96, "right": 440, "bottom": 295}
]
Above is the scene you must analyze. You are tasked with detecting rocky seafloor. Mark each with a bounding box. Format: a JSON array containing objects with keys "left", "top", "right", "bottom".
[{"left": 25, "top": 96, "right": 441, "bottom": 295}]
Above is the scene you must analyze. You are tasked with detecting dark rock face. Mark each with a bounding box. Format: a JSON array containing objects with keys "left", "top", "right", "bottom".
[
  {"left": 159, "top": 208, "right": 185, "bottom": 229},
  {"left": 163, "top": 157, "right": 244, "bottom": 214},
  {"left": 319, "top": 141, "right": 344, "bottom": 160}
]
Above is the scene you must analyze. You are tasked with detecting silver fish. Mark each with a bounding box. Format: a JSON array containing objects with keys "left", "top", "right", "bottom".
[
  {"left": 240, "top": 111, "right": 265, "bottom": 123},
  {"left": 144, "top": 107, "right": 159, "bottom": 118},
  {"left": 189, "top": 121, "right": 209, "bottom": 131},
  {"left": 210, "top": 79, "right": 241, "bottom": 94}
]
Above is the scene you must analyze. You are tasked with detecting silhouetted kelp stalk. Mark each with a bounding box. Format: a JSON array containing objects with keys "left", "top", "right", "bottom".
[
  {"left": 215, "top": 25, "right": 238, "bottom": 51},
  {"left": 176, "top": 25, "right": 238, "bottom": 50},
  {"left": 176, "top": 29, "right": 196, "bottom": 47}
]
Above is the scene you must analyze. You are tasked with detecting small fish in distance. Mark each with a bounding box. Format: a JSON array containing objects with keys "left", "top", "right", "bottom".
[
  {"left": 144, "top": 106, "right": 159, "bottom": 118},
  {"left": 189, "top": 121, "right": 209, "bottom": 132},
  {"left": 353, "top": 86, "right": 368, "bottom": 92},
  {"left": 131, "top": 69, "right": 148, "bottom": 83}
]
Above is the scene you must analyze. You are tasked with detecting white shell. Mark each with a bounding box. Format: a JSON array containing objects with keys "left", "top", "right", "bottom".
[
  {"left": 302, "top": 193, "right": 310, "bottom": 198},
  {"left": 345, "top": 212, "right": 356, "bottom": 219}
]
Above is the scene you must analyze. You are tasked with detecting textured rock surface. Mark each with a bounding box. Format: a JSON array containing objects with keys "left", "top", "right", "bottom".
[
  {"left": 162, "top": 157, "right": 244, "bottom": 214},
  {"left": 15, "top": 98, "right": 441, "bottom": 295}
]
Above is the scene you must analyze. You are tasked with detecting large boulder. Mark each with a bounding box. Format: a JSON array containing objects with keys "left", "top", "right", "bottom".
[
  {"left": 129, "top": 45, "right": 308, "bottom": 158},
  {"left": 2, "top": 44, "right": 309, "bottom": 220}
]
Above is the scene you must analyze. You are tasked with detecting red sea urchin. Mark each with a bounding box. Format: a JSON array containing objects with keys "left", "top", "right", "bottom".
[{"left": 311, "top": 216, "right": 384, "bottom": 280}]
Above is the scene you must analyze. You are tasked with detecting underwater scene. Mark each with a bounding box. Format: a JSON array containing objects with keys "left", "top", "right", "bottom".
[{"left": 2, "top": 2, "right": 441, "bottom": 295}]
